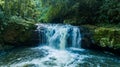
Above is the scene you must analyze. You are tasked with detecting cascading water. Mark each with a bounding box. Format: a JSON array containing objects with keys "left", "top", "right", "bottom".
[
  {"left": 37, "top": 24, "right": 81, "bottom": 49},
  {"left": 0, "top": 24, "right": 120, "bottom": 67}
]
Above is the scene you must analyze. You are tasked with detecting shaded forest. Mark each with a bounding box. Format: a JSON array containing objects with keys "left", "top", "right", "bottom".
[
  {"left": 0, "top": 0, "right": 120, "bottom": 24},
  {"left": 0, "top": 0, "right": 120, "bottom": 54}
]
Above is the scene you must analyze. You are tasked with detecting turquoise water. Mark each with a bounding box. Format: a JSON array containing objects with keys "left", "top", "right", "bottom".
[
  {"left": 0, "top": 46, "right": 120, "bottom": 67},
  {"left": 0, "top": 24, "right": 120, "bottom": 67}
]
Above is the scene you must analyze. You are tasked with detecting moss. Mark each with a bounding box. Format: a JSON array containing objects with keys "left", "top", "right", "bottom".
[
  {"left": 94, "top": 27, "right": 120, "bottom": 49},
  {"left": 64, "top": 19, "right": 77, "bottom": 25},
  {"left": 2, "top": 16, "right": 36, "bottom": 45}
]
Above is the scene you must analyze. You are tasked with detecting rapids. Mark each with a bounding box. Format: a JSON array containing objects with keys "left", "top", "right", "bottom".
[{"left": 0, "top": 24, "right": 120, "bottom": 67}]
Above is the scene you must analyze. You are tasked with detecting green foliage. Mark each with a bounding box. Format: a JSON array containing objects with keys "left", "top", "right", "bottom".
[
  {"left": 0, "top": 7, "right": 4, "bottom": 34},
  {"left": 38, "top": 0, "right": 102, "bottom": 24},
  {"left": 0, "top": 0, "right": 38, "bottom": 33},
  {"left": 2, "top": 16, "right": 36, "bottom": 44},
  {"left": 39, "top": 0, "right": 78, "bottom": 22},
  {"left": 98, "top": 0, "right": 120, "bottom": 24},
  {"left": 0, "top": 0, "right": 38, "bottom": 46},
  {"left": 4, "top": 0, "right": 37, "bottom": 18},
  {"left": 1, "top": 0, "right": 120, "bottom": 24},
  {"left": 0, "top": 8, "right": 4, "bottom": 21},
  {"left": 38, "top": 0, "right": 120, "bottom": 24},
  {"left": 1, "top": 0, "right": 119, "bottom": 24},
  {"left": 94, "top": 27, "right": 120, "bottom": 49},
  {"left": 77, "top": 0, "right": 102, "bottom": 24}
]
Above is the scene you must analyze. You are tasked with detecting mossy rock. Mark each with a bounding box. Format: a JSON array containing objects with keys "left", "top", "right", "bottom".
[
  {"left": 94, "top": 27, "right": 120, "bottom": 49},
  {"left": 2, "top": 20, "right": 36, "bottom": 46}
]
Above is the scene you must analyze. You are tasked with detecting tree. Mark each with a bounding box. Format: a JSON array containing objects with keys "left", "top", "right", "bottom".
[
  {"left": 38, "top": 0, "right": 102, "bottom": 24},
  {"left": 98, "top": 0, "right": 120, "bottom": 24}
]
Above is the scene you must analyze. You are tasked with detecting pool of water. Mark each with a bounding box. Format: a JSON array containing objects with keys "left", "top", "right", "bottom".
[{"left": 0, "top": 46, "right": 120, "bottom": 67}]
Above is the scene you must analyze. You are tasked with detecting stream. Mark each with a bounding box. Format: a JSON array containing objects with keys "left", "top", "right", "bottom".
[{"left": 0, "top": 24, "right": 120, "bottom": 67}]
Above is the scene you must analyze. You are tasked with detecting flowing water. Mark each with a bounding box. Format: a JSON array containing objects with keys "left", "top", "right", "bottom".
[
  {"left": 37, "top": 24, "right": 81, "bottom": 49},
  {"left": 0, "top": 24, "right": 120, "bottom": 67}
]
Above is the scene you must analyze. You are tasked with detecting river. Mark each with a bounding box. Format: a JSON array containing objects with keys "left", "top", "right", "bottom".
[{"left": 0, "top": 24, "right": 120, "bottom": 67}]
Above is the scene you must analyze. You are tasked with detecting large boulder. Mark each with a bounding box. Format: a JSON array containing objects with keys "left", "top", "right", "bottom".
[
  {"left": 80, "top": 25, "right": 120, "bottom": 55},
  {"left": 80, "top": 25, "right": 97, "bottom": 49},
  {"left": 2, "top": 17, "right": 39, "bottom": 47},
  {"left": 94, "top": 27, "right": 120, "bottom": 50}
]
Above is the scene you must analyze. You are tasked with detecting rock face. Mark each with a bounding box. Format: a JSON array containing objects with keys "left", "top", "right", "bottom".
[
  {"left": 94, "top": 27, "right": 120, "bottom": 49},
  {"left": 80, "top": 25, "right": 120, "bottom": 55},
  {"left": 80, "top": 25, "right": 97, "bottom": 49},
  {"left": 1, "top": 22, "right": 39, "bottom": 48},
  {"left": 93, "top": 27, "right": 120, "bottom": 54}
]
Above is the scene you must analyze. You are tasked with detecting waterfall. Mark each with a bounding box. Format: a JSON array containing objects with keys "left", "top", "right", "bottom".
[{"left": 37, "top": 24, "right": 81, "bottom": 49}]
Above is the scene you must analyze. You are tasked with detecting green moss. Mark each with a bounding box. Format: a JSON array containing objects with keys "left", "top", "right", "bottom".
[
  {"left": 94, "top": 27, "right": 120, "bottom": 49},
  {"left": 64, "top": 19, "right": 77, "bottom": 25},
  {"left": 2, "top": 16, "right": 36, "bottom": 45}
]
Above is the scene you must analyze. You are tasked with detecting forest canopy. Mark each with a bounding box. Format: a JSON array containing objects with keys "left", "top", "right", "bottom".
[{"left": 0, "top": 0, "right": 120, "bottom": 25}]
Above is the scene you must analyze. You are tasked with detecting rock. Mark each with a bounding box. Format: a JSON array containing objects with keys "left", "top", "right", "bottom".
[
  {"left": 80, "top": 25, "right": 120, "bottom": 55},
  {"left": 49, "top": 57, "right": 57, "bottom": 60},
  {"left": 2, "top": 20, "right": 39, "bottom": 46},
  {"left": 43, "top": 61, "right": 57, "bottom": 66},
  {"left": 0, "top": 34, "right": 14, "bottom": 50},
  {"left": 22, "top": 64, "right": 39, "bottom": 67},
  {"left": 94, "top": 27, "right": 120, "bottom": 50},
  {"left": 0, "top": 44, "right": 14, "bottom": 50},
  {"left": 79, "top": 25, "right": 96, "bottom": 49}
]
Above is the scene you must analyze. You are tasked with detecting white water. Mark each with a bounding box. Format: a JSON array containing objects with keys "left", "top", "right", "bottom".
[
  {"left": 1, "top": 24, "right": 120, "bottom": 67},
  {"left": 37, "top": 24, "right": 81, "bottom": 49},
  {"left": 9, "top": 46, "right": 87, "bottom": 67}
]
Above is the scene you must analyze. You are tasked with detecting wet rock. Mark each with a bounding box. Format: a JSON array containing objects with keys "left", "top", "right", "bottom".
[
  {"left": 0, "top": 44, "right": 14, "bottom": 50},
  {"left": 43, "top": 61, "right": 57, "bottom": 66},
  {"left": 49, "top": 57, "right": 57, "bottom": 60},
  {"left": 93, "top": 27, "right": 120, "bottom": 55},
  {"left": 2, "top": 22, "right": 39, "bottom": 46},
  {"left": 77, "top": 62, "right": 91, "bottom": 67},
  {"left": 94, "top": 27, "right": 120, "bottom": 49},
  {"left": 80, "top": 25, "right": 120, "bottom": 55},
  {"left": 22, "top": 64, "right": 39, "bottom": 67},
  {"left": 79, "top": 25, "right": 96, "bottom": 49}
]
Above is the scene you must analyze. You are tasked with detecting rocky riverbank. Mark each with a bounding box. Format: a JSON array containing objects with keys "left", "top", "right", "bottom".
[
  {"left": 0, "top": 18, "right": 39, "bottom": 50},
  {"left": 1, "top": 22, "right": 120, "bottom": 55},
  {"left": 81, "top": 24, "right": 120, "bottom": 55}
]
